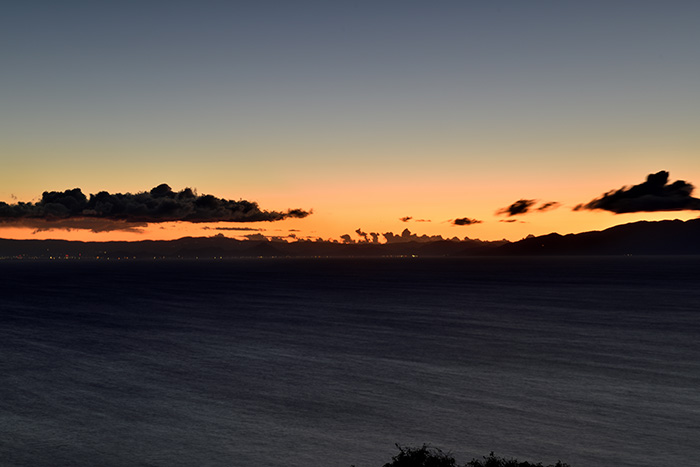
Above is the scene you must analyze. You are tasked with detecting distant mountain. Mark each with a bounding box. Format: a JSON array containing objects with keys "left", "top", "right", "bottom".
[
  {"left": 1, "top": 218, "right": 699, "bottom": 259},
  {"left": 489, "top": 218, "right": 700, "bottom": 256},
  {"left": 0, "top": 235, "right": 506, "bottom": 259}
]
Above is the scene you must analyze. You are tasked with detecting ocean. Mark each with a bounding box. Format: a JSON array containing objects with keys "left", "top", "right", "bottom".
[{"left": 0, "top": 257, "right": 698, "bottom": 466}]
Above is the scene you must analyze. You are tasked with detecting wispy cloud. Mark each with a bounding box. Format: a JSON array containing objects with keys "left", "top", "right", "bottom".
[
  {"left": 497, "top": 199, "right": 560, "bottom": 216},
  {"left": 537, "top": 201, "right": 560, "bottom": 212},
  {"left": 204, "top": 226, "right": 263, "bottom": 231},
  {"left": 21, "top": 218, "right": 149, "bottom": 233},
  {"left": 400, "top": 216, "right": 432, "bottom": 223}
]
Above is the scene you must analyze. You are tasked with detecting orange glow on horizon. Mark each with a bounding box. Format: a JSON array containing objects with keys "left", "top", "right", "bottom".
[
  {"left": 2, "top": 167, "right": 700, "bottom": 244},
  {"left": 1, "top": 208, "right": 698, "bottom": 245}
]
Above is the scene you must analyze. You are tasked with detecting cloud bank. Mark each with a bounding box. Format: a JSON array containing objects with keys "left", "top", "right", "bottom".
[
  {"left": 0, "top": 184, "right": 311, "bottom": 232},
  {"left": 575, "top": 171, "right": 700, "bottom": 214},
  {"left": 383, "top": 228, "right": 446, "bottom": 244}
]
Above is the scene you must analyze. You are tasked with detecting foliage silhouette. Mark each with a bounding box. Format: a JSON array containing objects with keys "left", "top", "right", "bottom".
[
  {"left": 366, "top": 445, "right": 570, "bottom": 467},
  {"left": 382, "top": 444, "right": 457, "bottom": 467},
  {"left": 466, "top": 451, "right": 570, "bottom": 467}
]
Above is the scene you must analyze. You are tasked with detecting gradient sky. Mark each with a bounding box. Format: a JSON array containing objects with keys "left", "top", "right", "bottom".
[{"left": 2, "top": 1, "right": 699, "bottom": 242}]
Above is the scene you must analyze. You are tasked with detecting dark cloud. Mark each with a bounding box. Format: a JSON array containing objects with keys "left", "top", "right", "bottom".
[
  {"left": 497, "top": 199, "right": 537, "bottom": 216},
  {"left": 0, "top": 184, "right": 311, "bottom": 231},
  {"left": 537, "top": 201, "right": 561, "bottom": 212},
  {"left": 452, "top": 217, "right": 482, "bottom": 226},
  {"left": 575, "top": 171, "right": 700, "bottom": 214},
  {"left": 499, "top": 219, "right": 524, "bottom": 223},
  {"left": 399, "top": 216, "right": 412, "bottom": 222}
]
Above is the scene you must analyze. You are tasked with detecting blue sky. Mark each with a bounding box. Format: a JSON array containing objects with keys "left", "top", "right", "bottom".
[{"left": 2, "top": 1, "right": 699, "bottom": 241}]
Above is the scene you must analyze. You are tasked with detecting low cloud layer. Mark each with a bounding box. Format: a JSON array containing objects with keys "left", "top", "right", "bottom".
[
  {"left": 575, "top": 171, "right": 700, "bottom": 214},
  {"left": 353, "top": 228, "right": 381, "bottom": 243},
  {"left": 339, "top": 229, "right": 381, "bottom": 244},
  {"left": 340, "top": 228, "right": 447, "bottom": 244},
  {"left": 0, "top": 184, "right": 311, "bottom": 232},
  {"left": 452, "top": 217, "right": 482, "bottom": 226},
  {"left": 383, "top": 228, "right": 446, "bottom": 244},
  {"left": 497, "top": 199, "right": 560, "bottom": 216}
]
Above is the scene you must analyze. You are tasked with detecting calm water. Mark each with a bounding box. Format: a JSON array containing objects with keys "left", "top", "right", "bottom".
[{"left": 1, "top": 257, "right": 699, "bottom": 467}]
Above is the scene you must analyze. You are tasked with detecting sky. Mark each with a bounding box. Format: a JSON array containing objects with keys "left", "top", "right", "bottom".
[{"left": 2, "top": 1, "right": 700, "bottom": 243}]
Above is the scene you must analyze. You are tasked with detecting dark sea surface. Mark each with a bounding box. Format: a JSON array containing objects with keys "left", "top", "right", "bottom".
[{"left": 1, "top": 257, "right": 699, "bottom": 467}]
